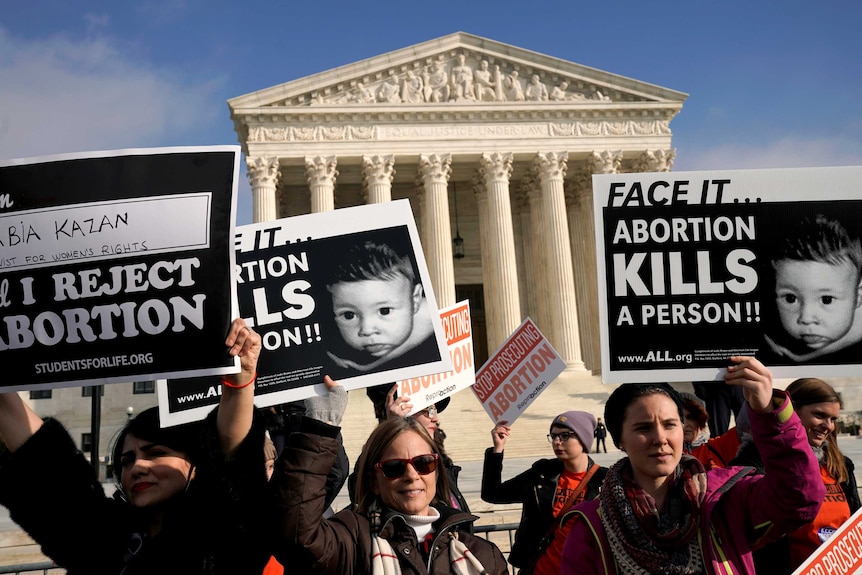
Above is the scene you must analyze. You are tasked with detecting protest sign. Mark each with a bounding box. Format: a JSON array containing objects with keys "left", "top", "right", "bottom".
[
  {"left": 0, "top": 147, "right": 240, "bottom": 391},
  {"left": 159, "top": 199, "right": 452, "bottom": 425},
  {"left": 594, "top": 166, "right": 862, "bottom": 383},
  {"left": 471, "top": 317, "right": 565, "bottom": 425},
  {"left": 397, "top": 300, "right": 475, "bottom": 414},
  {"left": 791, "top": 506, "right": 862, "bottom": 575}
]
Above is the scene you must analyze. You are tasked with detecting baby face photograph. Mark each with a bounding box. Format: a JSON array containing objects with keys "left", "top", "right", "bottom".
[
  {"left": 764, "top": 212, "right": 862, "bottom": 364},
  {"left": 321, "top": 226, "right": 442, "bottom": 379}
]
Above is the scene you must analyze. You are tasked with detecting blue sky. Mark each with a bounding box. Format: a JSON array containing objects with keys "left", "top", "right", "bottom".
[{"left": 2, "top": 0, "right": 860, "bottom": 226}]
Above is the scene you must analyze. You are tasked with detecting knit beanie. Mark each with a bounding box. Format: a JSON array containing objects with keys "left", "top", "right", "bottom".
[{"left": 550, "top": 411, "right": 597, "bottom": 453}]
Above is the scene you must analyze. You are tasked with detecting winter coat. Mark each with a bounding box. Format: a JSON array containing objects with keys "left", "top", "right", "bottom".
[
  {"left": 481, "top": 450, "right": 606, "bottom": 568},
  {"left": 0, "top": 412, "right": 269, "bottom": 575},
  {"left": 560, "top": 391, "right": 825, "bottom": 575},
  {"left": 270, "top": 418, "right": 508, "bottom": 575}
]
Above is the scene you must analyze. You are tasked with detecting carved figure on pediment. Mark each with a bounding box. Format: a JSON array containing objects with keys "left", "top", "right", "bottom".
[
  {"left": 502, "top": 70, "right": 525, "bottom": 101},
  {"left": 450, "top": 54, "right": 475, "bottom": 101},
  {"left": 525, "top": 74, "right": 549, "bottom": 101},
  {"left": 377, "top": 75, "right": 402, "bottom": 104},
  {"left": 401, "top": 70, "right": 425, "bottom": 103},
  {"left": 473, "top": 60, "right": 499, "bottom": 101},
  {"left": 549, "top": 81, "right": 569, "bottom": 101},
  {"left": 424, "top": 61, "right": 450, "bottom": 103},
  {"left": 351, "top": 81, "right": 376, "bottom": 104},
  {"left": 593, "top": 90, "right": 611, "bottom": 101}
]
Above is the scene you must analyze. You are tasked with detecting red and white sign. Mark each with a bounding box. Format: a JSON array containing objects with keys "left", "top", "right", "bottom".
[
  {"left": 471, "top": 317, "right": 565, "bottom": 425},
  {"left": 398, "top": 300, "right": 475, "bottom": 414},
  {"left": 792, "top": 507, "right": 862, "bottom": 575}
]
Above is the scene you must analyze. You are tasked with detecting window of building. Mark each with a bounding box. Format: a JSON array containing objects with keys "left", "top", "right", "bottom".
[
  {"left": 29, "top": 389, "right": 53, "bottom": 400},
  {"left": 81, "top": 433, "right": 93, "bottom": 453},
  {"left": 81, "top": 386, "right": 105, "bottom": 397},
  {"left": 132, "top": 381, "right": 156, "bottom": 394}
]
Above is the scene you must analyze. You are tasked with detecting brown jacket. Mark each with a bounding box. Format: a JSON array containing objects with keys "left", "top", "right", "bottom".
[{"left": 269, "top": 418, "right": 507, "bottom": 575}]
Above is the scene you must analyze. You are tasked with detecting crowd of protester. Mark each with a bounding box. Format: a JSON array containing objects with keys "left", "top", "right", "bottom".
[{"left": 2, "top": 339, "right": 858, "bottom": 574}]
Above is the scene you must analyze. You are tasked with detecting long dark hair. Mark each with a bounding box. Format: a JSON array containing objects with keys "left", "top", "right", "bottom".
[
  {"left": 354, "top": 416, "right": 450, "bottom": 516},
  {"left": 786, "top": 378, "right": 849, "bottom": 483},
  {"left": 110, "top": 406, "right": 202, "bottom": 485}
]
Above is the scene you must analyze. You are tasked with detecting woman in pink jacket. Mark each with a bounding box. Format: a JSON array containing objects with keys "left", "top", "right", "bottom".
[{"left": 560, "top": 356, "right": 824, "bottom": 575}]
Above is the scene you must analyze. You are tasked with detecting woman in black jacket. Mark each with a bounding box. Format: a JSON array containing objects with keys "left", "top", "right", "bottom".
[
  {"left": 270, "top": 388, "right": 508, "bottom": 575},
  {"left": 0, "top": 318, "right": 268, "bottom": 575}
]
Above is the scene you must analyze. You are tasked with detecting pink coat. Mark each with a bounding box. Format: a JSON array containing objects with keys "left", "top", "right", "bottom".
[{"left": 561, "top": 391, "right": 824, "bottom": 575}]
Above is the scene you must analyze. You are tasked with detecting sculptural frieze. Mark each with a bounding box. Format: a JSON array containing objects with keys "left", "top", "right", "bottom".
[
  {"left": 246, "top": 120, "right": 667, "bottom": 143},
  {"left": 294, "top": 53, "right": 619, "bottom": 106}
]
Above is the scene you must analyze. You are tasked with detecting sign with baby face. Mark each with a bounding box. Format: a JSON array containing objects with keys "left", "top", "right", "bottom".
[
  {"left": 159, "top": 199, "right": 452, "bottom": 425},
  {"left": 593, "top": 165, "right": 862, "bottom": 383}
]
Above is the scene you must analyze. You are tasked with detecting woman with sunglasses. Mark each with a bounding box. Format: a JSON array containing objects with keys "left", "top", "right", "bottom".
[
  {"left": 481, "top": 410, "right": 606, "bottom": 575},
  {"left": 385, "top": 386, "right": 470, "bottom": 513},
  {"left": 270, "top": 379, "right": 508, "bottom": 575},
  {"left": 0, "top": 318, "right": 269, "bottom": 575}
]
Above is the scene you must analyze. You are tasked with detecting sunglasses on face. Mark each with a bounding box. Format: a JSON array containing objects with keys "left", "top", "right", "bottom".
[
  {"left": 375, "top": 454, "right": 439, "bottom": 479},
  {"left": 547, "top": 431, "right": 577, "bottom": 444},
  {"left": 419, "top": 405, "right": 438, "bottom": 418}
]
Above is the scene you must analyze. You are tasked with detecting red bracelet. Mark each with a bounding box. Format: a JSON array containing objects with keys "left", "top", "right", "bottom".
[{"left": 222, "top": 372, "right": 256, "bottom": 389}]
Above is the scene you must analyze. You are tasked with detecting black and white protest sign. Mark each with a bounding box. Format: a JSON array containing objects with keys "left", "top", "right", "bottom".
[
  {"left": 159, "top": 200, "right": 452, "bottom": 425},
  {"left": 0, "top": 147, "right": 240, "bottom": 390},
  {"left": 594, "top": 166, "right": 862, "bottom": 383}
]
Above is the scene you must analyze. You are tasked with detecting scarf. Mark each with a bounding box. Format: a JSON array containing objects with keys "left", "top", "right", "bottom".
[
  {"left": 368, "top": 500, "right": 487, "bottom": 575},
  {"left": 371, "top": 532, "right": 487, "bottom": 575},
  {"left": 599, "top": 455, "right": 707, "bottom": 575}
]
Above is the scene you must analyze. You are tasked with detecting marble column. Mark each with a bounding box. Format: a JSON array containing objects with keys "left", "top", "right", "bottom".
[
  {"left": 633, "top": 149, "right": 676, "bottom": 173},
  {"left": 305, "top": 156, "right": 338, "bottom": 213},
  {"left": 362, "top": 154, "right": 395, "bottom": 204},
  {"left": 566, "top": 150, "right": 622, "bottom": 373},
  {"left": 472, "top": 172, "right": 498, "bottom": 350},
  {"left": 534, "top": 152, "right": 585, "bottom": 371},
  {"left": 479, "top": 152, "right": 521, "bottom": 348},
  {"left": 419, "top": 154, "right": 455, "bottom": 308},
  {"left": 519, "top": 178, "right": 552, "bottom": 338},
  {"left": 413, "top": 173, "right": 427, "bottom": 247},
  {"left": 246, "top": 156, "right": 280, "bottom": 223}
]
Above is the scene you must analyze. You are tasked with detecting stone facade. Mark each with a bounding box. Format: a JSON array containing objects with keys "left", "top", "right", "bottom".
[
  {"left": 21, "top": 32, "right": 687, "bottom": 463},
  {"left": 229, "top": 31, "right": 687, "bottom": 371}
]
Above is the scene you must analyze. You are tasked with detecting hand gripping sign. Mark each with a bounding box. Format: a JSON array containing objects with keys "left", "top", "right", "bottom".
[{"left": 471, "top": 317, "right": 566, "bottom": 425}]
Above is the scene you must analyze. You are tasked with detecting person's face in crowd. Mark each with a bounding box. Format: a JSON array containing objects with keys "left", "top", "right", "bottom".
[
  {"left": 412, "top": 404, "right": 439, "bottom": 437},
  {"left": 682, "top": 407, "right": 702, "bottom": 443},
  {"left": 372, "top": 430, "right": 437, "bottom": 516},
  {"left": 331, "top": 276, "right": 422, "bottom": 358},
  {"left": 119, "top": 434, "right": 194, "bottom": 508},
  {"left": 797, "top": 401, "right": 841, "bottom": 448},
  {"left": 619, "top": 393, "right": 683, "bottom": 491},
  {"left": 548, "top": 424, "right": 585, "bottom": 464},
  {"left": 773, "top": 259, "right": 861, "bottom": 350}
]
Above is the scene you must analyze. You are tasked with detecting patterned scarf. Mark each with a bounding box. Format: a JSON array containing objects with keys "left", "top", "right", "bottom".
[
  {"left": 371, "top": 532, "right": 487, "bottom": 575},
  {"left": 599, "top": 455, "right": 707, "bottom": 575},
  {"left": 368, "top": 501, "right": 487, "bottom": 575}
]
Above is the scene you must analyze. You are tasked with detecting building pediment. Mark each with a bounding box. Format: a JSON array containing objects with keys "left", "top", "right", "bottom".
[{"left": 228, "top": 32, "right": 687, "bottom": 111}]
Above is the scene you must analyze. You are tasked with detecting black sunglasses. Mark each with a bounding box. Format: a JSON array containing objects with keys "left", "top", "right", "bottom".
[{"left": 375, "top": 454, "right": 439, "bottom": 479}]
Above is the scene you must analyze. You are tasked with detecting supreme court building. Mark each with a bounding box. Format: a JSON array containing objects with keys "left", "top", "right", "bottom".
[{"left": 228, "top": 32, "right": 687, "bottom": 373}]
